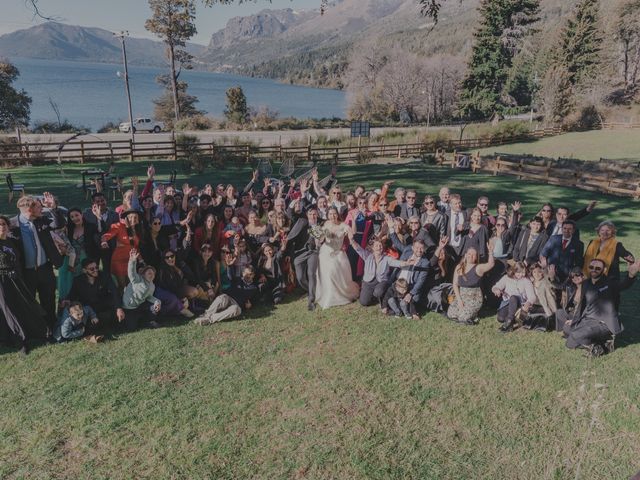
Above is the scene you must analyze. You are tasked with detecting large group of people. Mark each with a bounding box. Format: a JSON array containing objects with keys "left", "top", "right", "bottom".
[{"left": 0, "top": 164, "right": 638, "bottom": 358}]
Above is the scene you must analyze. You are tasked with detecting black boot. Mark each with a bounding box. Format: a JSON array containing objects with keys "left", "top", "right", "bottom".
[{"left": 499, "top": 319, "right": 514, "bottom": 333}]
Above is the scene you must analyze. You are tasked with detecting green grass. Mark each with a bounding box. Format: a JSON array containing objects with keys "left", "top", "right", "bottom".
[
  {"left": 1, "top": 161, "right": 640, "bottom": 479},
  {"left": 477, "top": 129, "right": 640, "bottom": 161}
]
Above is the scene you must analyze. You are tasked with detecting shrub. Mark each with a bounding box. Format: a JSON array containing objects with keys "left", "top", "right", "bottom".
[
  {"left": 176, "top": 134, "right": 206, "bottom": 174},
  {"left": 174, "top": 115, "right": 219, "bottom": 131},
  {"left": 31, "top": 120, "right": 90, "bottom": 135},
  {"left": 97, "top": 122, "right": 119, "bottom": 134}
]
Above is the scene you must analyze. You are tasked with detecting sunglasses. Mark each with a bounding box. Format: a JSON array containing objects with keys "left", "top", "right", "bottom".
[
  {"left": 85, "top": 266, "right": 98, "bottom": 271},
  {"left": 424, "top": 201, "right": 435, "bottom": 204},
  {"left": 478, "top": 203, "right": 488, "bottom": 207},
  {"left": 152, "top": 221, "right": 161, "bottom": 226},
  {"left": 261, "top": 201, "right": 271, "bottom": 205},
  {"left": 164, "top": 254, "right": 175, "bottom": 260},
  {"left": 588, "top": 266, "right": 603, "bottom": 271},
  {"left": 223, "top": 251, "right": 233, "bottom": 255}
]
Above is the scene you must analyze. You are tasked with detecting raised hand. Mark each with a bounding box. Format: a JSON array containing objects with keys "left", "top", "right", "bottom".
[
  {"left": 252, "top": 170, "right": 258, "bottom": 183},
  {"left": 512, "top": 201, "right": 521, "bottom": 212},
  {"left": 629, "top": 259, "right": 640, "bottom": 278},
  {"left": 439, "top": 236, "right": 449, "bottom": 247},
  {"left": 131, "top": 176, "right": 139, "bottom": 189},
  {"left": 42, "top": 191, "right": 55, "bottom": 208},
  {"left": 92, "top": 203, "right": 102, "bottom": 219},
  {"left": 587, "top": 200, "right": 598, "bottom": 212},
  {"left": 147, "top": 165, "right": 155, "bottom": 179},
  {"left": 182, "top": 183, "right": 190, "bottom": 194},
  {"left": 129, "top": 249, "right": 139, "bottom": 260},
  {"left": 312, "top": 168, "right": 319, "bottom": 181},
  {"left": 547, "top": 264, "right": 556, "bottom": 279}
]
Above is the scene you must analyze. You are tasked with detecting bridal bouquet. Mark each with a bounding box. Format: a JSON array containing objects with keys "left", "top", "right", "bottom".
[{"left": 309, "top": 225, "right": 324, "bottom": 239}]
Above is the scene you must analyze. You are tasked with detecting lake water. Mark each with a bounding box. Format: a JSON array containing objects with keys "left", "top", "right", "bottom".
[{"left": 10, "top": 58, "right": 347, "bottom": 132}]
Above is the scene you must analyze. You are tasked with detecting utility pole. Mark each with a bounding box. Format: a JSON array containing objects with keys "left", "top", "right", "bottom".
[{"left": 114, "top": 31, "right": 135, "bottom": 152}]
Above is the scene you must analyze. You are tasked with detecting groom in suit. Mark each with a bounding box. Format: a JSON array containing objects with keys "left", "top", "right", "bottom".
[{"left": 286, "top": 206, "right": 322, "bottom": 311}]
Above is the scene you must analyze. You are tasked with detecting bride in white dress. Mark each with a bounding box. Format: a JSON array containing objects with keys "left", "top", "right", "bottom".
[{"left": 315, "top": 207, "right": 360, "bottom": 309}]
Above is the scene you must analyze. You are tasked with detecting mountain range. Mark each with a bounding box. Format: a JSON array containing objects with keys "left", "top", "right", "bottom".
[
  {"left": 0, "top": 22, "right": 205, "bottom": 67},
  {"left": 0, "top": 0, "right": 622, "bottom": 89}
]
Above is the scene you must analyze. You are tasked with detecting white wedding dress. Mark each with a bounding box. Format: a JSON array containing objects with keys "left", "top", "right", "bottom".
[{"left": 315, "top": 223, "right": 360, "bottom": 309}]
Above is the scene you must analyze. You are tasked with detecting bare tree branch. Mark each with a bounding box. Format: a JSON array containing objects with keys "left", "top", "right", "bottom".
[{"left": 24, "top": 0, "right": 62, "bottom": 21}]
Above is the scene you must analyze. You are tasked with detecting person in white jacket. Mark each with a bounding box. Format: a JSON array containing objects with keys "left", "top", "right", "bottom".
[{"left": 492, "top": 262, "right": 537, "bottom": 333}]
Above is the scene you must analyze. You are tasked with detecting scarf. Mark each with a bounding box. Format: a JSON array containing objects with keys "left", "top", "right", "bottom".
[{"left": 583, "top": 237, "right": 618, "bottom": 276}]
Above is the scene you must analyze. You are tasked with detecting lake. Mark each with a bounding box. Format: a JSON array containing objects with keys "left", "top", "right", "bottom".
[{"left": 10, "top": 58, "right": 348, "bottom": 132}]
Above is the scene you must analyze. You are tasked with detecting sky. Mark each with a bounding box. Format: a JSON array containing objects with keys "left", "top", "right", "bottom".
[{"left": 0, "top": 0, "right": 321, "bottom": 45}]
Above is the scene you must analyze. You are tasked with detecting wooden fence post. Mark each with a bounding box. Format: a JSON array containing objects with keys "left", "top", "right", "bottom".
[
  {"left": 24, "top": 143, "right": 30, "bottom": 161},
  {"left": 109, "top": 142, "right": 114, "bottom": 162},
  {"left": 129, "top": 139, "right": 134, "bottom": 162},
  {"left": 381, "top": 138, "right": 385, "bottom": 156},
  {"left": 493, "top": 156, "right": 500, "bottom": 176},
  {"left": 518, "top": 159, "right": 523, "bottom": 179},
  {"left": 80, "top": 141, "right": 86, "bottom": 164},
  {"left": 172, "top": 132, "right": 177, "bottom": 161},
  {"left": 451, "top": 150, "right": 456, "bottom": 168},
  {"left": 245, "top": 145, "right": 251, "bottom": 164}
]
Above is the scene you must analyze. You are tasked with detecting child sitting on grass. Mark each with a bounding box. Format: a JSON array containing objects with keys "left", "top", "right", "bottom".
[
  {"left": 54, "top": 301, "right": 99, "bottom": 342},
  {"left": 122, "top": 249, "right": 161, "bottom": 331},
  {"left": 382, "top": 278, "right": 419, "bottom": 320}
]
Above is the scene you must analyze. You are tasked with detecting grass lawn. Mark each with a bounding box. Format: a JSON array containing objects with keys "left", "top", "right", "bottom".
[
  {"left": 476, "top": 129, "right": 640, "bottom": 161},
  {"left": 1, "top": 160, "right": 640, "bottom": 479}
]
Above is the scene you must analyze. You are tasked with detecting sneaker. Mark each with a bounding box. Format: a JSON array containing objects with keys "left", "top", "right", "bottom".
[
  {"left": 585, "top": 344, "right": 605, "bottom": 358},
  {"left": 180, "top": 308, "right": 195, "bottom": 318},
  {"left": 393, "top": 313, "right": 402, "bottom": 318},
  {"left": 18, "top": 342, "right": 29, "bottom": 355},
  {"left": 604, "top": 338, "right": 615, "bottom": 354}
]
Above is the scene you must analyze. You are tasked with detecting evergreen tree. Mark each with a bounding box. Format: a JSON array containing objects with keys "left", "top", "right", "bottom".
[
  {"left": 559, "top": 0, "right": 602, "bottom": 87},
  {"left": 458, "top": 0, "right": 539, "bottom": 120},
  {"left": 0, "top": 61, "right": 31, "bottom": 131},
  {"left": 224, "top": 86, "right": 249, "bottom": 124},
  {"left": 145, "top": 0, "right": 197, "bottom": 123},
  {"left": 153, "top": 76, "right": 203, "bottom": 127}
]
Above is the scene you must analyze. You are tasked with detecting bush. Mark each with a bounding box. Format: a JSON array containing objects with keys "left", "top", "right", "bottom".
[
  {"left": 176, "top": 133, "right": 206, "bottom": 174},
  {"left": 563, "top": 104, "right": 603, "bottom": 131},
  {"left": 31, "top": 120, "right": 90, "bottom": 134},
  {"left": 174, "top": 115, "right": 220, "bottom": 131},
  {"left": 97, "top": 122, "right": 119, "bottom": 134}
]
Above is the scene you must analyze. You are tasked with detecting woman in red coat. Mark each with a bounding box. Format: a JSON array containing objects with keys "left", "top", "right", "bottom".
[{"left": 101, "top": 210, "right": 142, "bottom": 290}]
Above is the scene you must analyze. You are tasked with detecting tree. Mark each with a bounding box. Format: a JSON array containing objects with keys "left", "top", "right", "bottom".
[
  {"left": 615, "top": 0, "right": 640, "bottom": 90},
  {"left": 145, "top": 0, "right": 197, "bottom": 123},
  {"left": 153, "top": 75, "right": 203, "bottom": 126},
  {"left": 538, "top": 64, "right": 572, "bottom": 124},
  {"left": 558, "top": 0, "right": 602, "bottom": 87},
  {"left": 224, "top": 86, "right": 249, "bottom": 124},
  {"left": 458, "top": 0, "right": 539, "bottom": 120},
  {"left": 0, "top": 61, "right": 31, "bottom": 131}
]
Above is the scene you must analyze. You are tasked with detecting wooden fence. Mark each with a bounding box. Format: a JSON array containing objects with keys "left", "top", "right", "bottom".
[
  {"left": 435, "top": 150, "right": 640, "bottom": 199},
  {"left": 0, "top": 126, "right": 564, "bottom": 166}
]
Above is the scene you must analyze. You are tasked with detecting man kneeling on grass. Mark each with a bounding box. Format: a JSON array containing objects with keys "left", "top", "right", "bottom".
[
  {"left": 194, "top": 266, "right": 261, "bottom": 326},
  {"left": 54, "top": 302, "right": 101, "bottom": 343}
]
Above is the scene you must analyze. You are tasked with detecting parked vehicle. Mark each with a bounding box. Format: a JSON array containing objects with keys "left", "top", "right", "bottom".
[{"left": 119, "top": 118, "right": 164, "bottom": 133}]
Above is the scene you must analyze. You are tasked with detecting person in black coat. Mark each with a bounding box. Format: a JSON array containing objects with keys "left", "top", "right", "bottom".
[
  {"left": 284, "top": 206, "right": 322, "bottom": 310},
  {"left": 11, "top": 196, "right": 64, "bottom": 331},
  {"left": 511, "top": 216, "right": 549, "bottom": 266},
  {"left": 545, "top": 201, "right": 596, "bottom": 237},
  {"left": 564, "top": 258, "right": 639, "bottom": 355},
  {"left": 256, "top": 243, "right": 287, "bottom": 305},
  {"left": 63, "top": 258, "right": 124, "bottom": 330}
]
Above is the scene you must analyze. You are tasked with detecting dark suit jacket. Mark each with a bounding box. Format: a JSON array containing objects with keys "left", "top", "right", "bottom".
[
  {"left": 10, "top": 215, "right": 63, "bottom": 268},
  {"left": 286, "top": 218, "right": 320, "bottom": 258},
  {"left": 390, "top": 249, "right": 430, "bottom": 301},
  {"left": 512, "top": 229, "right": 549, "bottom": 265},
  {"left": 399, "top": 203, "right": 420, "bottom": 221},
  {"left": 540, "top": 234, "right": 584, "bottom": 278}
]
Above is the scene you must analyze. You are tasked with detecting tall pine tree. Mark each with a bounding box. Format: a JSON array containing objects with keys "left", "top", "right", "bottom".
[
  {"left": 458, "top": 0, "right": 539, "bottom": 120},
  {"left": 559, "top": 0, "right": 602, "bottom": 87}
]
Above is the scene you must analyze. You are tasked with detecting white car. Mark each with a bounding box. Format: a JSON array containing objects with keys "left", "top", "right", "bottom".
[{"left": 119, "top": 118, "right": 165, "bottom": 133}]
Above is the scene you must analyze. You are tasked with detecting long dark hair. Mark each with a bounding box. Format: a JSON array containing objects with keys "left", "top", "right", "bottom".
[{"left": 66, "top": 207, "right": 84, "bottom": 239}]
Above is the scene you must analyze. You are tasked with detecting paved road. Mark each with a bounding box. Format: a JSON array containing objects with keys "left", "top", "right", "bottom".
[{"left": 3, "top": 125, "right": 456, "bottom": 146}]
